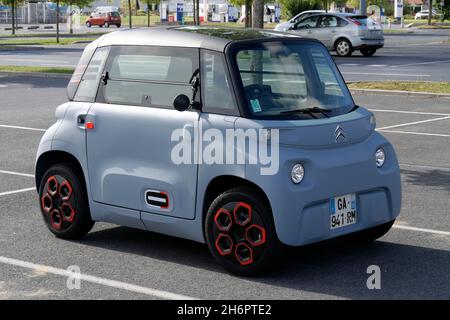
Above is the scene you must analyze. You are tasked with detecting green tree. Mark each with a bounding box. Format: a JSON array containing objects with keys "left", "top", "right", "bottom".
[
  {"left": 439, "top": 0, "right": 450, "bottom": 20},
  {"left": 279, "top": 0, "right": 323, "bottom": 20}
]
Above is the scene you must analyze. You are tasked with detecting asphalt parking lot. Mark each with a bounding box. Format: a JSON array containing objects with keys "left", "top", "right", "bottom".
[{"left": 0, "top": 75, "right": 449, "bottom": 299}]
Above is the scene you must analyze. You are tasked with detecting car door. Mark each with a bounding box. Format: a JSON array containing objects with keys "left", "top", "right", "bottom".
[
  {"left": 315, "top": 15, "right": 339, "bottom": 49},
  {"left": 289, "top": 15, "right": 320, "bottom": 37},
  {"left": 86, "top": 45, "right": 200, "bottom": 220}
]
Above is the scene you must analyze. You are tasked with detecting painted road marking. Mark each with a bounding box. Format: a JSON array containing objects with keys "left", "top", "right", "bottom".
[
  {"left": 5, "top": 58, "right": 72, "bottom": 64},
  {"left": 0, "top": 170, "right": 35, "bottom": 178},
  {"left": 0, "top": 256, "right": 197, "bottom": 300},
  {"left": 377, "top": 116, "right": 450, "bottom": 130},
  {"left": 378, "top": 129, "right": 450, "bottom": 138},
  {"left": 0, "top": 124, "right": 46, "bottom": 132},
  {"left": 0, "top": 187, "right": 35, "bottom": 197},
  {"left": 369, "top": 109, "right": 450, "bottom": 116},
  {"left": 400, "top": 163, "right": 450, "bottom": 171},
  {"left": 393, "top": 59, "right": 450, "bottom": 68},
  {"left": 342, "top": 72, "right": 430, "bottom": 77},
  {"left": 393, "top": 225, "right": 450, "bottom": 236}
]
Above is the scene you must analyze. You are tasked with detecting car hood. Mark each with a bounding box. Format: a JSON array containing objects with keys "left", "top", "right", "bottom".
[
  {"left": 235, "top": 107, "right": 375, "bottom": 148},
  {"left": 274, "top": 22, "right": 292, "bottom": 31}
]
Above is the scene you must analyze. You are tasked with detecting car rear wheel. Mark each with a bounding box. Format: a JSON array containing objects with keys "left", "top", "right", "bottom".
[
  {"left": 205, "top": 187, "right": 284, "bottom": 276},
  {"left": 86, "top": 22, "right": 91, "bottom": 28},
  {"left": 361, "top": 48, "right": 377, "bottom": 57},
  {"left": 116, "top": 24, "right": 121, "bottom": 28},
  {"left": 39, "top": 163, "right": 94, "bottom": 239},
  {"left": 335, "top": 38, "right": 353, "bottom": 57},
  {"left": 350, "top": 220, "right": 395, "bottom": 242}
]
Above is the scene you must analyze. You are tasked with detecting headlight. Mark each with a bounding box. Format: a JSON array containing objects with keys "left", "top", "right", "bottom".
[
  {"left": 291, "top": 163, "right": 305, "bottom": 184},
  {"left": 375, "top": 148, "right": 385, "bottom": 168}
]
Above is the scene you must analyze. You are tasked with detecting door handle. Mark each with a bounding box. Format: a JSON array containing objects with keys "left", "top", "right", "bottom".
[
  {"left": 77, "top": 114, "right": 95, "bottom": 130},
  {"left": 77, "top": 114, "right": 86, "bottom": 126}
]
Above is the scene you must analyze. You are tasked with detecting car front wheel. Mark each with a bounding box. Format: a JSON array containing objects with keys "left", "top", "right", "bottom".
[
  {"left": 360, "top": 48, "right": 377, "bottom": 57},
  {"left": 205, "top": 187, "right": 284, "bottom": 276},
  {"left": 39, "top": 163, "right": 94, "bottom": 239},
  {"left": 335, "top": 38, "right": 353, "bottom": 57}
]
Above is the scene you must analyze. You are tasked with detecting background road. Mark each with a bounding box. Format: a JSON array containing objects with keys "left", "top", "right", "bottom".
[
  {"left": 0, "top": 75, "right": 449, "bottom": 299},
  {"left": 1, "top": 29, "right": 449, "bottom": 82}
]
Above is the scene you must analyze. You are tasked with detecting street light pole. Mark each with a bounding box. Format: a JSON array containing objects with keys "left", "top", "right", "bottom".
[
  {"left": 428, "top": 0, "right": 432, "bottom": 25},
  {"left": 360, "top": 0, "right": 367, "bottom": 15}
]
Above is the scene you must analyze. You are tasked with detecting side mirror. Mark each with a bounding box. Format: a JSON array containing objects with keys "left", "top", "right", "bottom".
[{"left": 173, "top": 94, "right": 191, "bottom": 112}]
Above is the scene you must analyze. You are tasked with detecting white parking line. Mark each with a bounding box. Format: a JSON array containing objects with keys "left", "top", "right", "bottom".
[
  {"left": 378, "top": 129, "right": 450, "bottom": 138},
  {"left": 0, "top": 124, "right": 46, "bottom": 132},
  {"left": 377, "top": 115, "right": 450, "bottom": 130},
  {"left": 0, "top": 256, "right": 197, "bottom": 300},
  {"left": 400, "top": 163, "right": 450, "bottom": 171},
  {"left": 5, "top": 58, "right": 72, "bottom": 64},
  {"left": 0, "top": 170, "right": 35, "bottom": 178},
  {"left": 369, "top": 109, "right": 450, "bottom": 116},
  {"left": 342, "top": 72, "right": 430, "bottom": 77},
  {"left": 393, "top": 225, "right": 450, "bottom": 236},
  {"left": 393, "top": 59, "right": 450, "bottom": 68},
  {"left": 0, "top": 187, "right": 35, "bottom": 197}
]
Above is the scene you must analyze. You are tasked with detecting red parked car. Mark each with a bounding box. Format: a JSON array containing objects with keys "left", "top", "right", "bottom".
[{"left": 86, "top": 11, "right": 121, "bottom": 28}]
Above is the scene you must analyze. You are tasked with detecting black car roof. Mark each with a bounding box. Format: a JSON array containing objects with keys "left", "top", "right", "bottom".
[{"left": 97, "top": 26, "right": 302, "bottom": 52}]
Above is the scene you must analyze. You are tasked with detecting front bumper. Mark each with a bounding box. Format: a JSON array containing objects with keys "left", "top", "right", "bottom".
[{"left": 248, "top": 132, "right": 401, "bottom": 246}]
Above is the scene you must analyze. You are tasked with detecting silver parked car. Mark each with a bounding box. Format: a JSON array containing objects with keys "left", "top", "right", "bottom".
[{"left": 286, "top": 13, "right": 384, "bottom": 57}]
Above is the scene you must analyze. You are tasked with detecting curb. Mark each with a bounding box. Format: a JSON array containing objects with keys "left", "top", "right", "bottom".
[
  {"left": 0, "top": 71, "right": 71, "bottom": 79},
  {"left": 349, "top": 88, "right": 450, "bottom": 98},
  {"left": 0, "top": 45, "right": 46, "bottom": 51}
]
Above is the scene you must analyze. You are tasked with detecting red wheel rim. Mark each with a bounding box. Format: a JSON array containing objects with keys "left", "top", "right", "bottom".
[
  {"left": 212, "top": 201, "right": 267, "bottom": 267},
  {"left": 40, "top": 175, "right": 76, "bottom": 231}
]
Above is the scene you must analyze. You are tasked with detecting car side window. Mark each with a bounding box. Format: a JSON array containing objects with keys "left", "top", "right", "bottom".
[
  {"left": 201, "top": 50, "right": 236, "bottom": 111},
  {"left": 319, "top": 16, "right": 338, "bottom": 28},
  {"left": 101, "top": 46, "right": 199, "bottom": 109},
  {"left": 295, "top": 16, "right": 319, "bottom": 29},
  {"left": 73, "top": 46, "right": 109, "bottom": 102},
  {"left": 337, "top": 18, "right": 349, "bottom": 27}
]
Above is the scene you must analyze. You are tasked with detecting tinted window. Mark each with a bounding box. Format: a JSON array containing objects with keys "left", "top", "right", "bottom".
[
  {"left": 73, "top": 46, "right": 109, "bottom": 102},
  {"left": 201, "top": 50, "right": 235, "bottom": 110},
  {"left": 337, "top": 18, "right": 348, "bottom": 27},
  {"left": 103, "top": 46, "right": 198, "bottom": 108}
]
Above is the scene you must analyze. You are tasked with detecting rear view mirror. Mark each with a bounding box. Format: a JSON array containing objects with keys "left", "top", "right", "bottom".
[{"left": 173, "top": 94, "right": 190, "bottom": 112}]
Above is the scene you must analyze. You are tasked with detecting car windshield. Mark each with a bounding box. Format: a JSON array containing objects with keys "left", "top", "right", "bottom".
[{"left": 234, "top": 41, "right": 354, "bottom": 119}]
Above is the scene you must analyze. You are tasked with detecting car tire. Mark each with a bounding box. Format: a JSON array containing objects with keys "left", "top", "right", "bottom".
[
  {"left": 350, "top": 220, "right": 395, "bottom": 242},
  {"left": 360, "top": 48, "right": 376, "bottom": 57},
  {"left": 39, "top": 163, "right": 94, "bottom": 239},
  {"left": 104, "top": 22, "right": 110, "bottom": 28},
  {"left": 99, "top": 24, "right": 103, "bottom": 28},
  {"left": 335, "top": 38, "right": 353, "bottom": 57},
  {"left": 116, "top": 24, "right": 121, "bottom": 28},
  {"left": 86, "top": 22, "right": 91, "bottom": 28},
  {"left": 205, "top": 187, "right": 284, "bottom": 276}
]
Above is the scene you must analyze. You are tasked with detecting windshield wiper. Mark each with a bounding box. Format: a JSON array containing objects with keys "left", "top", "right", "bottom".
[{"left": 281, "top": 107, "right": 332, "bottom": 118}]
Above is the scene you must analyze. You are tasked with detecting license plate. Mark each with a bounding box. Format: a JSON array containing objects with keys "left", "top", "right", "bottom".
[{"left": 329, "top": 193, "right": 357, "bottom": 230}]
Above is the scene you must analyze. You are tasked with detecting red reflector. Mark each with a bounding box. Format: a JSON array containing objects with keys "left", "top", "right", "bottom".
[{"left": 86, "top": 122, "right": 95, "bottom": 130}]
